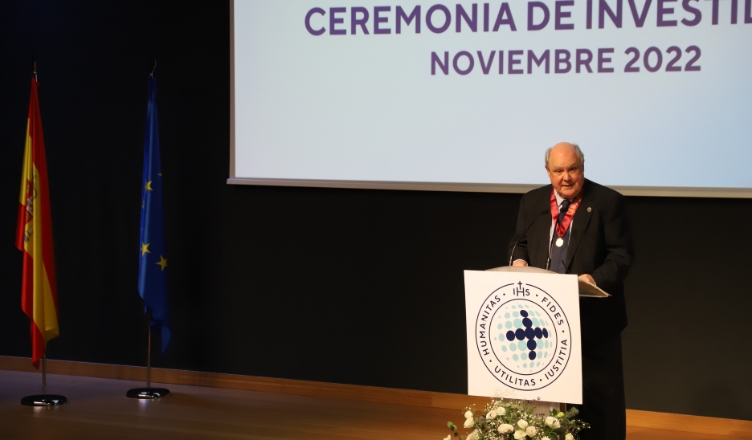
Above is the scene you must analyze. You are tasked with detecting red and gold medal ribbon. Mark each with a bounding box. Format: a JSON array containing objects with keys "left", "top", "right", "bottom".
[{"left": 549, "top": 189, "right": 582, "bottom": 238}]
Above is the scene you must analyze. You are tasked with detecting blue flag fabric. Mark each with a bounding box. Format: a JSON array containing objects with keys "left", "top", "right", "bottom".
[{"left": 138, "top": 76, "right": 171, "bottom": 353}]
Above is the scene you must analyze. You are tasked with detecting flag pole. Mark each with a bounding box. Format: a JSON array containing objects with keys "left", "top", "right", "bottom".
[
  {"left": 127, "top": 72, "right": 170, "bottom": 400},
  {"left": 127, "top": 312, "right": 169, "bottom": 399},
  {"left": 147, "top": 317, "right": 151, "bottom": 389},
  {"left": 20, "top": 355, "right": 67, "bottom": 406}
]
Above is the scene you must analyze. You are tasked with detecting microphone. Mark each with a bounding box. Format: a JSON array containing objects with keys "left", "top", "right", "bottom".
[{"left": 509, "top": 208, "right": 549, "bottom": 266}]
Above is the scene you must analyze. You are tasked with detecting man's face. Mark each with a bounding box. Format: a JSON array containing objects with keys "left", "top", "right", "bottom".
[{"left": 546, "top": 146, "right": 584, "bottom": 199}]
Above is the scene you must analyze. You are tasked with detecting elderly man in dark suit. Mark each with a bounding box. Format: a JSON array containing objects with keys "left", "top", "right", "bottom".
[{"left": 509, "top": 142, "right": 634, "bottom": 440}]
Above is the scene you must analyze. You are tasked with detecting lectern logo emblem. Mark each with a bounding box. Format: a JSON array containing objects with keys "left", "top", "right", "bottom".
[{"left": 474, "top": 281, "right": 573, "bottom": 391}]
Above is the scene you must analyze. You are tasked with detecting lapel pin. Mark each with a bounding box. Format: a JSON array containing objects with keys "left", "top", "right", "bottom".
[{"left": 587, "top": 207, "right": 592, "bottom": 212}]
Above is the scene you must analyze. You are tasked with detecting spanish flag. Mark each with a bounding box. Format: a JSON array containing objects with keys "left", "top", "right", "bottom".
[{"left": 16, "top": 75, "right": 59, "bottom": 369}]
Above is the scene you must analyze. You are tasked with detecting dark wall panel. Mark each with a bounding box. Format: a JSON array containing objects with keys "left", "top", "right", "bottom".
[
  {"left": 0, "top": 0, "right": 750, "bottom": 421},
  {"left": 623, "top": 196, "right": 752, "bottom": 420}
]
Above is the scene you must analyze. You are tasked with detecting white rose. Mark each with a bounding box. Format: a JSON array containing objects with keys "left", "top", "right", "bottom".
[
  {"left": 565, "top": 434, "right": 574, "bottom": 440},
  {"left": 545, "top": 416, "right": 561, "bottom": 429},
  {"left": 444, "top": 436, "right": 452, "bottom": 440},
  {"left": 526, "top": 426, "right": 537, "bottom": 437},
  {"left": 466, "top": 432, "right": 479, "bottom": 440},
  {"left": 513, "top": 430, "right": 527, "bottom": 440},
  {"left": 464, "top": 411, "right": 473, "bottom": 419},
  {"left": 542, "top": 437, "right": 551, "bottom": 440},
  {"left": 498, "top": 407, "right": 506, "bottom": 415},
  {"left": 498, "top": 424, "right": 514, "bottom": 434},
  {"left": 517, "top": 420, "right": 529, "bottom": 429},
  {"left": 487, "top": 410, "right": 497, "bottom": 420},
  {"left": 464, "top": 418, "right": 475, "bottom": 429}
]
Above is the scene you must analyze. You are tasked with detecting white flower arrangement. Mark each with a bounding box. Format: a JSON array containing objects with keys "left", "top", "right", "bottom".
[{"left": 445, "top": 398, "right": 589, "bottom": 440}]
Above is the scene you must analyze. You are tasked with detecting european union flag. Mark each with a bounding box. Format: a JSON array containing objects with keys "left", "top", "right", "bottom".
[{"left": 138, "top": 76, "right": 171, "bottom": 353}]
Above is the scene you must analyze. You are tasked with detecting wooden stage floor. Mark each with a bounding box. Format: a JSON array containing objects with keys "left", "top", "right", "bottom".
[{"left": 0, "top": 370, "right": 735, "bottom": 440}]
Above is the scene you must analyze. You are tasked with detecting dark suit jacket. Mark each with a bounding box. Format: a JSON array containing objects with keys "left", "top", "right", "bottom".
[{"left": 509, "top": 179, "right": 634, "bottom": 349}]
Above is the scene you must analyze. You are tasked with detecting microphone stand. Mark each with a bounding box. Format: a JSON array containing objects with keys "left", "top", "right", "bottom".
[{"left": 509, "top": 208, "right": 549, "bottom": 266}]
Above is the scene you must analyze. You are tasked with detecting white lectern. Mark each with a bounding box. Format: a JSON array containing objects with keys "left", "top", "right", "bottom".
[{"left": 464, "top": 266, "right": 610, "bottom": 413}]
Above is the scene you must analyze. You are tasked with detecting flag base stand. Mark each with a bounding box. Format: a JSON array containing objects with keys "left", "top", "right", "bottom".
[
  {"left": 21, "top": 394, "right": 67, "bottom": 406},
  {"left": 126, "top": 317, "right": 170, "bottom": 400},
  {"left": 126, "top": 387, "right": 170, "bottom": 399},
  {"left": 21, "top": 356, "right": 67, "bottom": 406}
]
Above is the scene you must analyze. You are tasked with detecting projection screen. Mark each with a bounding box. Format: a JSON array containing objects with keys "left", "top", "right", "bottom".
[{"left": 229, "top": 0, "right": 752, "bottom": 197}]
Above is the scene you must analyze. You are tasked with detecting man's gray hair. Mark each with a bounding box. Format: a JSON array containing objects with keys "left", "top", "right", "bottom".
[{"left": 545, "top": 143, "right": 585, "bottom": 168}]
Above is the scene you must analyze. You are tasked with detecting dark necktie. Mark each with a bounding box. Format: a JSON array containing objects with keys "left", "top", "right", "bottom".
[
  {"left": 550, "top": 199, "right": 572, "bottom": 274},
  {"left": 558, "top": 199, "right": 571, "bottom": 224}
]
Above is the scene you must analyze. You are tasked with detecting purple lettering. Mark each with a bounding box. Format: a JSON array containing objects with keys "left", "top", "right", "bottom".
[
  {"left": 478, "top": 51, "right": 496, "bottom": 74},
  {"left": 427, "top": 4, "right": 451, "bottom": 33},
  {"left": 732, "top": 0, "right": 738, "bottom": 24},
  {"left": 598, "top": 48, "right": 615, "bottom": 72},
  {"left": 599, "top": 0, "right": 623, "bottom": 28},
  {"left": 657, "top": 0, "right": 678, "bottom": 26},
  {"left": 484, "top": 3, "right": 490, "bottom": 31},
  {"left": 625, "top": 47, "right": 640, "bottom": 72},
  {"left": 747, "top": 0, "right": 752, "bottom": 23},
  {"left": 666, "top": 46, "right": 682, "bottom": 71},
  {"left": 329, "top": 7, "right": 346, "bottom": 35},
  {"left": 555, "top": 49, "right": 572, "bottom": 73},
  {"left": 528, "top": 2, "right": 550, "bottom": 30},
  {"left": 351, "top": 7, "right": 370, "bottom": 34},
  {"left": 396, "top": 5, "right": 421, "bottom": 33},
  {"left": 305, "top": 7, "right": 326, "bottom": 36},
  {"left": 528, "top": 50, "right": 551, "bottom": 73},
  {"left": 456, "top": 4, "right": 478, "bottom": 32},
  {"left": 644, "top": 46, "right": 662, "bottom": 72},
  {"left": 685, "top": 46, "right": 701, "bottom": 70},
  {"left": 681, "top": 0, "right": 702, "bottom": 25},
  {"left": 453, "top": 51, "right": 474, "bottom": 75},
  {"left": 587, "top": 0, "right": 594, "bottom": 28},
  {"left": 374, "top": 6, "right": 391, "bottom": 34},
  {"left": 576, "top": 49, "right": 594, "bottom": 73},
  {"left": 431, "top": 52, "right": 449, "bottom": 75},
  {"left": 509, "top": 50, "right": 524, "bottom": 74},
  {"left": 493, "top": 3, "right": 517, "bottom": 31},
  {"left": 555, "top": 0, "right": 575, "bottom": 29},
  {"left": 627, "top": 0, "right": 652, "bottom": 27},
  {"left": 711, "top": 0, "right": 720, "bottom": 24}
]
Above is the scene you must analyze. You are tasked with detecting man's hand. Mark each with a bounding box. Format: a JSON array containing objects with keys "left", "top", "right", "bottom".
[
  {"left": 512, "top": 260, "right": 528, "bottom": 267},
  {"left": 578, "top": 274, "right": 596, "bottom": 285}
]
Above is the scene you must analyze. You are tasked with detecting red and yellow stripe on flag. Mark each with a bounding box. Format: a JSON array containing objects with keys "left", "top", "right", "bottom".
[{"left": 15, "top": 76, "right": 59, "bottom": 369}]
